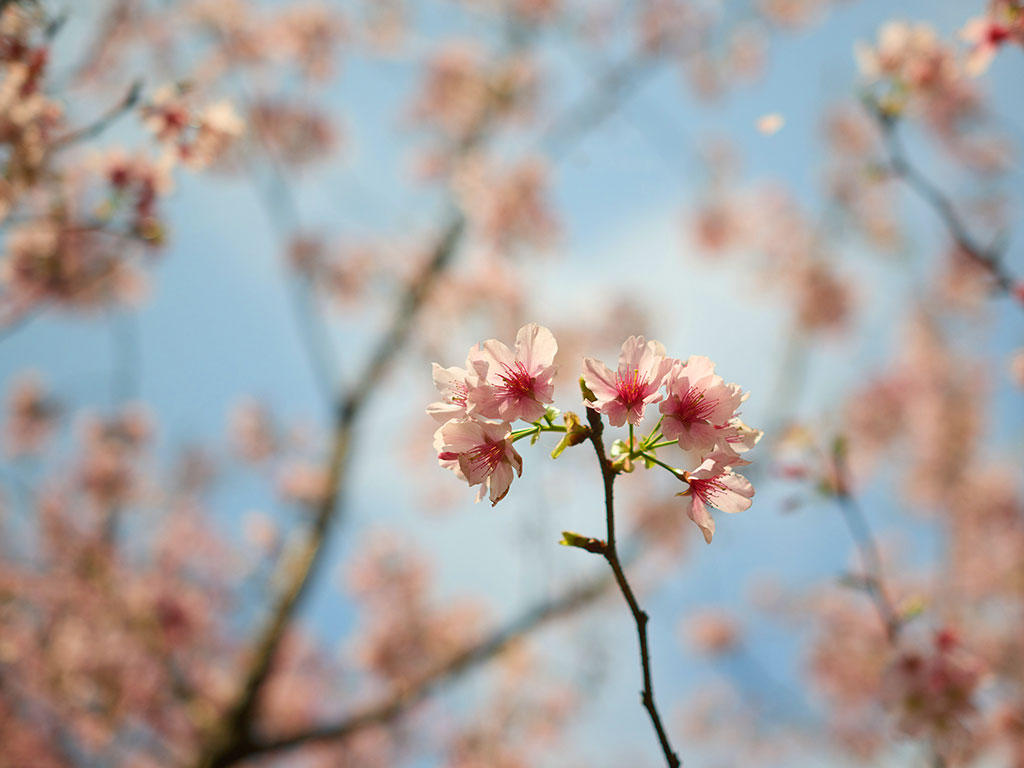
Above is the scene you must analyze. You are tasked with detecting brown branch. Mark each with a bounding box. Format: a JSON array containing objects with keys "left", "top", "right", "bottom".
[
  {"left": 584, "top": 406, "right": 681, "bottom": 768},
  {"left": 192, "top": 209, "right": 465, "bottom": 768},
  {"left": 880, "top": 119, "right": 1018, "bottom": 300},
  {"left": 237, "top": 569, "right": 614, "bottom": 759}
]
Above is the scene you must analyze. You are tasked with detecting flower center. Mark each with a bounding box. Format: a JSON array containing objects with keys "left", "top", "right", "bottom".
[
  {"left": 614, "top": 368, "right": 649, "bottom": 409},
  {"left": 466, "top": 440, "right": 504, "bottom": 473},
  {"left": 688, "top": 475, "right": 727, "bottom": 505},
  {"left": 496, "top": 361, "right": 535, "bottom": 399},
  {"left": 447, "top": 381, "right": 468, "bottom": 406},
  {"left": 988, "top": 24, "right": 1010, "bottom": 45},
  {"left": 675, "top": 386, "right": 718, "bottom": 424}
]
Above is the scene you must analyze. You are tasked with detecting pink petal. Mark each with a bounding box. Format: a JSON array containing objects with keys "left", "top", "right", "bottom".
[
  {"left": 581, "top": 358, "right": 619, "bottom": 401},
  {"left": 516, "top": 323, "right": 558, "bottom": 373},
  {"left": 686, "top": 495, "right": 716, "bottom": 544}
]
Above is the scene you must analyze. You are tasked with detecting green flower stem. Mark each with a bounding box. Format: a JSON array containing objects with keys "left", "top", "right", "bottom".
[
  {"left": 635, "top": 417, "right": 664, "bottom": 453},
  {"left": 641, "top": 452, "right": 683, "bottom": 478},
  {"left": 511, "top": 424, "right": 567, "bottom": 443}
]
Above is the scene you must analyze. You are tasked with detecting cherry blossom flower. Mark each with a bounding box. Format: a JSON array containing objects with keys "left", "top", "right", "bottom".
[
  {"left": 435, "top": 418, "right": 523, "bottom": 506},
  {"left": 677, "top": 451, "right": 754, "bottom": 543},
  {"left": 692, "top": 199, "right": 744, "bottom": 255},
  {"left": 4, "top": 371, "right": 57, "bottom": 456},
  {"left": 961, "top": 14, "right": 1013, "bottom": 76},
  {"left": 720, "top": 418, "right": 763, "bottom": 455},
  {"left": 855, "top": 21, "right": 956, "bottom": 90},
  {"left": 467, "top": 323, "right": 557, "bottom": 423},
  {"left": 455, "top": 156, "right": 557, "bottom": 250},
  {"left": 963, "top": 22, "right": 1009, "bottom": 76},
  {"left": 582, "top": 335, "right": 672, "bottom": 426},
  {"left": 880, "top": 630, "right": 983, "bottom": 756},
  {"left": 793, "top": 260, "right": 852, "bottom": 333},
  {"left": 274, "top": 3, "right": 346, "bottom": 81},
  {"left": 277, "top": 462, "right": 330, "bottom": 506},
  {"left": 686, "top": 610, "right": 741, "bottom": 655},
  {"left": 659, "top": 355, "right": 747, "bottom": 453},
  {"left": 142, "top": 84, "right": 191, "bottom": 144},
  {"left": 248, "top": 99, "right": 335, "bottom": 168},
  {"left": 184, "top": 100, "right": 245, "bottom": 169},
  {"left": 427, "top": 359, "right": 473, "bottom": 423},
  {"left": 411, "top": 42, "right": 489, "bottom": 138},
  {"left": 142, "top": 86, "right": 244, "bottom": 169}
]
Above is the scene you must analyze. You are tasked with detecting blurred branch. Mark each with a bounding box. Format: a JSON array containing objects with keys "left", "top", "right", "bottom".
[
  {"left": 50, "top": 79, "right": 142, "bottom": 151},
  {"left": 228, "top": 60, "right": 342, "bottom": 403},
  {"left": 239, "top": 569, "right": 614, "bottom": 758},
  {"left": 194, "top": 209, "right": 466, "bottom": 768},
  {"left": 831, "top": 439, "right": 900, "bottom": 643},
  {"left": 881, "top": 119, "right": 1019, "bottom": 300},
  {"left": 0, "top": 309, "right": 37, "bottom": 342},
  {"left": 584, "top": 406, "right": 682, "bottom": 768},
  {"left": 193, "top": 42, "right": 684, "bottom": 768},
  {"left": 54, "top": 0, "right": 134, "bottom": 89},
  {"left": 244, "top": 155, "right": 341, "bottom": 403},
  {"left": 545, "top": 48, "right": 675, "bottom": 161}
]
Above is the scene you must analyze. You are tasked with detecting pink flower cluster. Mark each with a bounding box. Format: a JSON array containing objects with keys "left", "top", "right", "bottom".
[
  {"left": 142, "top": 85, "right": 244, "bottom": 170},
  {"left": 429, "top": 323, "right": 557, "bottom": 505},
  {"left": 583, "top": 337, "right": 760, "bottom": 543},
  {"left": 429, "top": 328, "right": 761, "bottom": 543}
]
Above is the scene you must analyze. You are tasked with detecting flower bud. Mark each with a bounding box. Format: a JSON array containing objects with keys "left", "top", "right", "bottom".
[
  {"left": 558, "top": 530, "right": 605, "bottom": 554},
  {"left": 550, "top": 411, "right": 590, "bottom": 459}
]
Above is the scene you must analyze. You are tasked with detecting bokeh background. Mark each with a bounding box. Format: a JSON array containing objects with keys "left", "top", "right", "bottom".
[{"left": 1, "top": 0, "right": 1022, "bottom": 766}]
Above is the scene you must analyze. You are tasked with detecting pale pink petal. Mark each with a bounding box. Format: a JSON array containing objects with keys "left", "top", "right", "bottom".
[
  {"left": 715, "top": 473, "right": 755, "bottom": 513},
  {"left": 439, "top": 418, "right": 485, "bottom": 453},
  {"left": 581, "top": 357, "right": 619, "bottom": 401},
  {"left": 602, "top": 400, "right": 630, "bottom": 427},
  {"left": 618, "top": 335, "right": 648, "bottom": 369},
  {"left": 515, "top": 323, "right": 558, "bottom": 373},
  {"left": 686, "top": 495, "right": 716, "bottom": 544},
  {"left": 681, "top": 354, "right": 716, "bottom": 381},
  {"left": 488, "top": 462, "right": 514, "bottom": 505}
]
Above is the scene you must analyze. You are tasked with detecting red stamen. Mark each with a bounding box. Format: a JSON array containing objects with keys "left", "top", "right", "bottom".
[
  {"left": 688, "top": 475, "right": 727, "bottom": 505},
  {"left": 496, "top": 361, "right": 535, "bottom": 399},
  {"left": 466, "top": 441, "right": 504, "bottom": 472},
  {"left": 447, "top": 382, "right": 468, "bottom": 406},
  {"left": 614, "top": 368, "right": 649, "bottom": 408},
  {"left": 675, "top": 386, "right": 718, "bottom": 423}
]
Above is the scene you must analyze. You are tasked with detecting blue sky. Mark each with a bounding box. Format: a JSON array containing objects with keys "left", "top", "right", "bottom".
[{"left": 2, "top": 0, "right": 1022, "bottom": 765}]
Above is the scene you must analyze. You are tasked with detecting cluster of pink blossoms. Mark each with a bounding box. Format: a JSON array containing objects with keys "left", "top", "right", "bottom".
[
  {"left": 429, "top": 326, "right": 761, "bottom": 542},
  {"left": 582, "top": 336, "right": 760, "bottom": 542},
  {"left": 429, "top": 323, "right": 557, "bottom": 506}
]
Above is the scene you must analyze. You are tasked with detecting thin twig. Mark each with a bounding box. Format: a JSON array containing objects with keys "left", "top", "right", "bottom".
[
  {"left": 50, "top": 79, "right": 142, "bottom": 151},
  {"left": 832, "top": 441, "right": 900, "bottom": 643},
  {"left": 227, "top": 56, "right": 341, "bottom": 403},
  {"left": 881, "top": 119, "right": 1018, "bottom": 299},
  {"left": 584, "top": 406, "right": 681, "bottom": 768}
]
